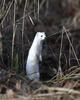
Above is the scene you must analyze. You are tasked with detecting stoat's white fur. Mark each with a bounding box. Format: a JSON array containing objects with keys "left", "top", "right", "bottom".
[{"left": 26, "top": 32, "right": 46, "bottom": 80}]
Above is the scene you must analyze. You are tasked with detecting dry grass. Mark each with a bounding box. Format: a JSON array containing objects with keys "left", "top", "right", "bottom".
[{"left": 0, "top": 1, "right": 80, "bottom": 100}]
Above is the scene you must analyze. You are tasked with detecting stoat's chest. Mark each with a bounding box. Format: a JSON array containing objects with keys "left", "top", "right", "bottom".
[
  {"left": 27, "top": 43, "right": 42, "bottom": 62},
  {"left": 31, "top": 41, "right": 42, "bottom": 54}
]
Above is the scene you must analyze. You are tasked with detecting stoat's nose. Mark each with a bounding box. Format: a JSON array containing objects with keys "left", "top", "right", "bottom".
[
  {"left": 42, "top": 32, "right": 46, "bottom": 38},
  {"left": 44, "top": 35, "right": 46, "bottom": 39},
  {"left": 43, "top": 36, "right": 46, "bottom": 40}
]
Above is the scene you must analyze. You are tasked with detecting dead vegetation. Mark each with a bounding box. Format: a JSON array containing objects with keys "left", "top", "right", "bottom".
[{"left": 0, "top": 0, "right": 80, "bottom": 100}]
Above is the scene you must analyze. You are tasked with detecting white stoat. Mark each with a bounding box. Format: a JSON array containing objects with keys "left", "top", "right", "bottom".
[{"left": 26, "top": 32, "right": 46, "bottom": 80}]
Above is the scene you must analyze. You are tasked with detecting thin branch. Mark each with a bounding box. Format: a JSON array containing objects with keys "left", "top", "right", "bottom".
[
  {"left": 11, "top": 0, "right": 16, "bottom": 69},
  {"left": 28, "top": 14, "right": 34, "bottom": 25},
  {"left": 34, "top": 0, "right": 36, "bottom": 19},
  {"left": 1, "top": 0, "right": 13, "bottom": 25},
  {"left": 45, "top": 0, "right": 49, "bottom": 15},
  {"left": 63, "top": 26, "right": 80, "bottom": 66},
  {"left": 38, "top": 0, "right": 39, "bottom": 21},
  {"left": 69, "top": 43, "right": 71, "bottom": 67},
  {"left": 22, "top": 0, "right": 27, "bottom": 70},
  {"left": 3, "top": 10, "right": 34, "bottom": 31},
  {"left": 57, "top": 29, "right": 64, "bottom": 78},
  {"left": 46, "top": 28, "right": 80, "bottom": 39},
  {"left": 40, "top": 0, "right": 46, "bottom": 9}
]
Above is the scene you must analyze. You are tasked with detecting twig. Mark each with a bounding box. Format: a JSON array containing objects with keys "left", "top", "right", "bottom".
[
  {"left": 2, "top": 0, "right": 5, "bottom": 11},
  {"left": 2, "top": 10, "right": 34, "bottom": 31},
  {"left": 69, "top": 43, "right": 71, "bottom": 67},
  {"left": 1, "top": 0, "right": 13, "bottom": 25},
  {"left": 40, "top": 0, "right": 46, "bottom": 9},
  {"left": 28, "top": 14, "right": 34, "bottom": 25},
  {"left": 46, "top": 28, "right": 80, "bottom": 39},
  {"left": 34, "top": 0, "right": 36, "bottom": 19},
  {"left": 45, "top": 0, "right": 49, "bottom": 15},
  {"left": 38, "top": 0, "right": 39, "bottom": 21},
  {"left": 63, "top": 26, "right": 80, "bottom": 66},
  {"left": 57, "top": 28, "right": 64, "bottom": 77},
  {"left": 22, "top": 0, "right": 27, "bottom": 70},
  {"left": 11, "top": 0, "right": 16, "bottom": 70}
]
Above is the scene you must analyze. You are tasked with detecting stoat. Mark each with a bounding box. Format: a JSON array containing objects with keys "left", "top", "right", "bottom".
[{"left": 26, "top": 32, "right": 46, "bottom": 80}]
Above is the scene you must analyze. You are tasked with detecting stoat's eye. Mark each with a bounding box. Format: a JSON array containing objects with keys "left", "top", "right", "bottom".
[{"left": 41, "top": 35, "right": 43, "bottom": 37}]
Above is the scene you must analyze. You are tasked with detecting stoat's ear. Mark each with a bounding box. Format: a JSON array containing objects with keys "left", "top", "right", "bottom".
[
  {"left": 36, "top": 32, "right": 40, "bottom": 35},
  {"left": 36, "top": 32, "right": 39, "bottom": 36},
  {"left": 36, "top": 32, "right": 40, "bottom": 38}
]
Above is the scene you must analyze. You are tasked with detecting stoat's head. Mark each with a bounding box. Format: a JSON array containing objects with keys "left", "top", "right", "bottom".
[{"left": 36, "top": 32, "right": 46, "bottom": 41}]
